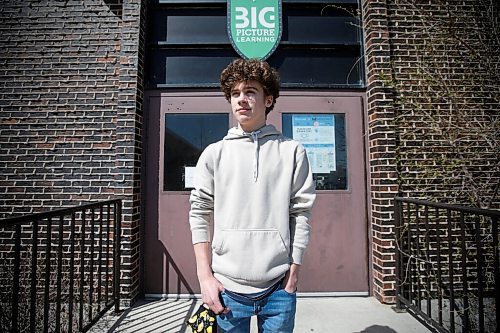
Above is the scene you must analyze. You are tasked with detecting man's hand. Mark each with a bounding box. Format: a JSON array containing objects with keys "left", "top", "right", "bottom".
[
  {"left": 282, "top": 263, "right": 300, "bottom": 293},
  {"left": 193, "top": 242, "right": 229, "bottom": 314},
  {"left": 199, "top": 274, "right": 228, "bottom": 314}
]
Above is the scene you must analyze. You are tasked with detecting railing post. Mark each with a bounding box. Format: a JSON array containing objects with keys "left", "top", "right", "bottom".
[
  {"left": 459, "top": 212, "right": 470, "bottom": 331},
  {"left": 68, "top": 212, "right": 76, "bottom": 333},
  {"left": 97, "top": 205, "right": 103, "bottom": 314},
  {"left": 55, "top": 215, "right": 64, "bottom": 333},
  {"left": 493, "top": 217, "right": 499, "bottom": 332},
  {"left": 407, "top": 202, "right": 413, "bottom": 304},
  {"left": 434, "top": 207, "right": 443, "bottom": 327},
  {"left": 394, "top": 197, "right": 402, "bottom": 310},
  {"left": 89, "top": 208, "right": 95, "bottom": 323},
  {"left": 446, "top": 209, "right": 455, "bottom": 333},
  {"left": 475, "top": 215, "right": 485, "bottom": 332},
  {"left": 114, "top": 200, "right": 122, "bottom": 313},
  {"left": 11, "top": 224, "right": 21, "bottom": 333},
  {"left": 79, "top": 211, "right": 86, "bottom": 331},
  {"left": 105, "top": 204, "right": 111, "bottom": 304},
  {"left": 43, "top": 217, "right": 52, "bottom": 333},
  {"left": 491, "top": 217, "right": 500, "bottom": 330},
  {"left": 414, "top": 204, "right": 421, "bottom": 311},
  {"left": 30, "top": 220, "right": 38, "bottom": 333},
  {"left": 424, "top": 205, "right": 431, "bottom": 318}
]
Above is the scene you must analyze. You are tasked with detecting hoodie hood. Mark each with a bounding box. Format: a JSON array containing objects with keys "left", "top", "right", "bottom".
[
  {"left": 223, "top": 124, "right": 281, "bottom": 182},
  {"left": 223, "top": 124, "right": 281, "bottom": 140}
]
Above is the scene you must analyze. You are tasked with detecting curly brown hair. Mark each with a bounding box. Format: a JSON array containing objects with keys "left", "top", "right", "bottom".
[{"left": 220, "top": 58, "right": 280, "bottom": 115}]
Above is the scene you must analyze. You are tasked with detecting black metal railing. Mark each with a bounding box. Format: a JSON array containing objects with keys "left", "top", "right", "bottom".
[
  {"left": 394, "top": 197, "right": 499, "bottom": 333},
  {"left": 0, "top": 199, "right": 121, "bottom": 333}
]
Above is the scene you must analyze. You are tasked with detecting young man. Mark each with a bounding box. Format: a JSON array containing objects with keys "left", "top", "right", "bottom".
[{"left": 189, "top": 58, "right": 316, "bottom": 332}]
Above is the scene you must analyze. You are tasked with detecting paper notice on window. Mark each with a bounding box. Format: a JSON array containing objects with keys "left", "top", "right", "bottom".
[
  {"left": 292, "top": 115, "right": 336, "bottom": 173},
  {"left": 184, "top": 166, "right": 196, "bottom": 189}
]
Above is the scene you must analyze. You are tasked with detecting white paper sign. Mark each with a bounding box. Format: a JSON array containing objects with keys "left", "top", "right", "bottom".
[
  {"left": 292, "top": 115, "right": 336, "bottom": 174},
  {"left": 184, "top": 166, "right": 196, "bottom": 189}
]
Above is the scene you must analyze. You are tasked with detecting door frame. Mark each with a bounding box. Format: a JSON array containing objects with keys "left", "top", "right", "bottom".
[
  {"left": 141, "top": 90, "right": 372, "bottom": 297},
  {"left": 270, "top": 91, "right": 371, "bottom": 295}
]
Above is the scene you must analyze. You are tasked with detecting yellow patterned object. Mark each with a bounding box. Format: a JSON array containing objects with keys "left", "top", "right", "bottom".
[{"left": 186, "top": 304, "right": 217, "bottom": 333}]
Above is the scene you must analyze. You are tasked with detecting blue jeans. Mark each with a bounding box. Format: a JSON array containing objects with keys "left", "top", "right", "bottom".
[{"left": 217, "top": 284, "right": 297, "bottom": 333}]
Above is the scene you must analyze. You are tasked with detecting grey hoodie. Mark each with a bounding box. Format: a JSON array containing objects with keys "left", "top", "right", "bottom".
[{"left": 189, "top": 124, "right": 316, "bottom": 294}]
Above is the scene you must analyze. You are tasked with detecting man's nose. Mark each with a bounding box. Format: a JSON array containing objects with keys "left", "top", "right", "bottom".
[{"left": 237, "top": 93, "right": 248, "bottom": 103}]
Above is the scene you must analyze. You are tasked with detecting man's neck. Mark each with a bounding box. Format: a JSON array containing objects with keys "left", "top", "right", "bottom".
[{"left": 239, "top": 122, "right": 266, "bottom": 133}]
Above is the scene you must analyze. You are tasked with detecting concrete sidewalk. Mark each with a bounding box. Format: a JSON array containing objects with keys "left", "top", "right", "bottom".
[{"left": 89, "top": 297, "right": 431, "bottom": 333}]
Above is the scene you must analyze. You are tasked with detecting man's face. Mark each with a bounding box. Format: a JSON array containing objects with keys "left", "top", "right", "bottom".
[{"left": 230, "top": 80, "right": 273, "bottom": 132}]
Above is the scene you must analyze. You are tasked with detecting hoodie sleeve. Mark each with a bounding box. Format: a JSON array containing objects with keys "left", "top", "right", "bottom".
[
  {"left": 189, "top": 145, "right": 215, "bottom": 244},
  {"left": 289, "top": 145, "right": 316, "bottom": 265}
]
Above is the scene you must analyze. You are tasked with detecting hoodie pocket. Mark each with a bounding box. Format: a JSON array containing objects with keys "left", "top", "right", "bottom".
[{"left": 212, "top": 229, "right": 290, "bottom": 283}]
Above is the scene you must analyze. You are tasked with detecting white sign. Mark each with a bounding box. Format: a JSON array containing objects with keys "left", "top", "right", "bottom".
[
  {"left": 184, "top": 166, "right": 196, "bottom": 189},
  {"left": 292, "top": 115, "right": 336, "bottom": 174}
]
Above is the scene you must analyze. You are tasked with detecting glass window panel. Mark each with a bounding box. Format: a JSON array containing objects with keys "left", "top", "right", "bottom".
[
  {"left": 164, "top": 113, "right": 228, "bottom": 191},
  {"left": 268, "top": 48, "right": 363, "bottom": 86},
  {"left": 147, "top": 49, "right": 238, "bottom": 86},
  {"left": 285, "top": 16, "right": 359, "bottom": 43},
  {"left": 165, "top": 55, "right": 235, "bottom": 85},
  {"left": 151, "top": 8, "right": 228, "bottom": 43},
  {"left": 148, "top": 48, "right": 362, "bottom": 87},
  {"left": 166, "top": 15, "right": 228, "bottom": 43},
  {"left": 282, "top": 113, "right": 347, "bottom": 190}
]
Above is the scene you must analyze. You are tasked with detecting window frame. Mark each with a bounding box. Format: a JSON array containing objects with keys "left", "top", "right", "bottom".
[
  {"left": 282, "top": 112, "right": 349, "bottom": 191},
  {"left": 146, "top": 0, "right": 365, "bottom": 89},
  {"left": 163, "top": 112, "right": 230, "bottom": 191}
]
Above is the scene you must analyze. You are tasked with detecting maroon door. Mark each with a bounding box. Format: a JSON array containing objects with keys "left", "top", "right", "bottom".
[
  {"left": 143, "top": 91, "right": 369, "bottom": 296},
  {"left": 268, "top": 92, "right": 369, "bottom": 293}
]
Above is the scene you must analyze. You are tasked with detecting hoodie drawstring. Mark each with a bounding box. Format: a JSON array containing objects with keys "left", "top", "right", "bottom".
[{"left": 250, "top": 130, "right": 261, "bottom": 182}]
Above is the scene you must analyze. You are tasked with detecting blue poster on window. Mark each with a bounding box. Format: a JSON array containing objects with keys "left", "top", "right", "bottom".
[{"left": 292, "top": 115, "right": 336, "bottom": 173}]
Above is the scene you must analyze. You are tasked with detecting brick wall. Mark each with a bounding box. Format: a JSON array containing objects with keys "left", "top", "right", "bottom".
[
  {"left": 387, "top": 0, "right": 499, "bottom": 209},
  {"left": 362, "top": 0, "right": 499, "bottom": 303},
  {"left": 0, "top": 0, "right": 122, "bottom": 215},
  {"left": 0, "top": 0, "right": 145, "bottom": 305},
  {"left": 362, "top": 0, "right": 400, "bottom": 303},
  {"left": 116, "top": 0, "right": 146, "bottom": 305}
]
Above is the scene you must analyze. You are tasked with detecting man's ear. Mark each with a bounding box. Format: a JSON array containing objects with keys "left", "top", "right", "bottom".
[{"left": 265, "top": 96, "right": 273, "bottom": 107}]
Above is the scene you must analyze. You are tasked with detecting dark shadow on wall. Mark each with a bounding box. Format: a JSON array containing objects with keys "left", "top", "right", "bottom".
[
  {"left": 161, "top": 242, "right": 196, "bottom": 295},
  {"left": 360, "top": 325, "right": 398, "bottom": 333}
]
